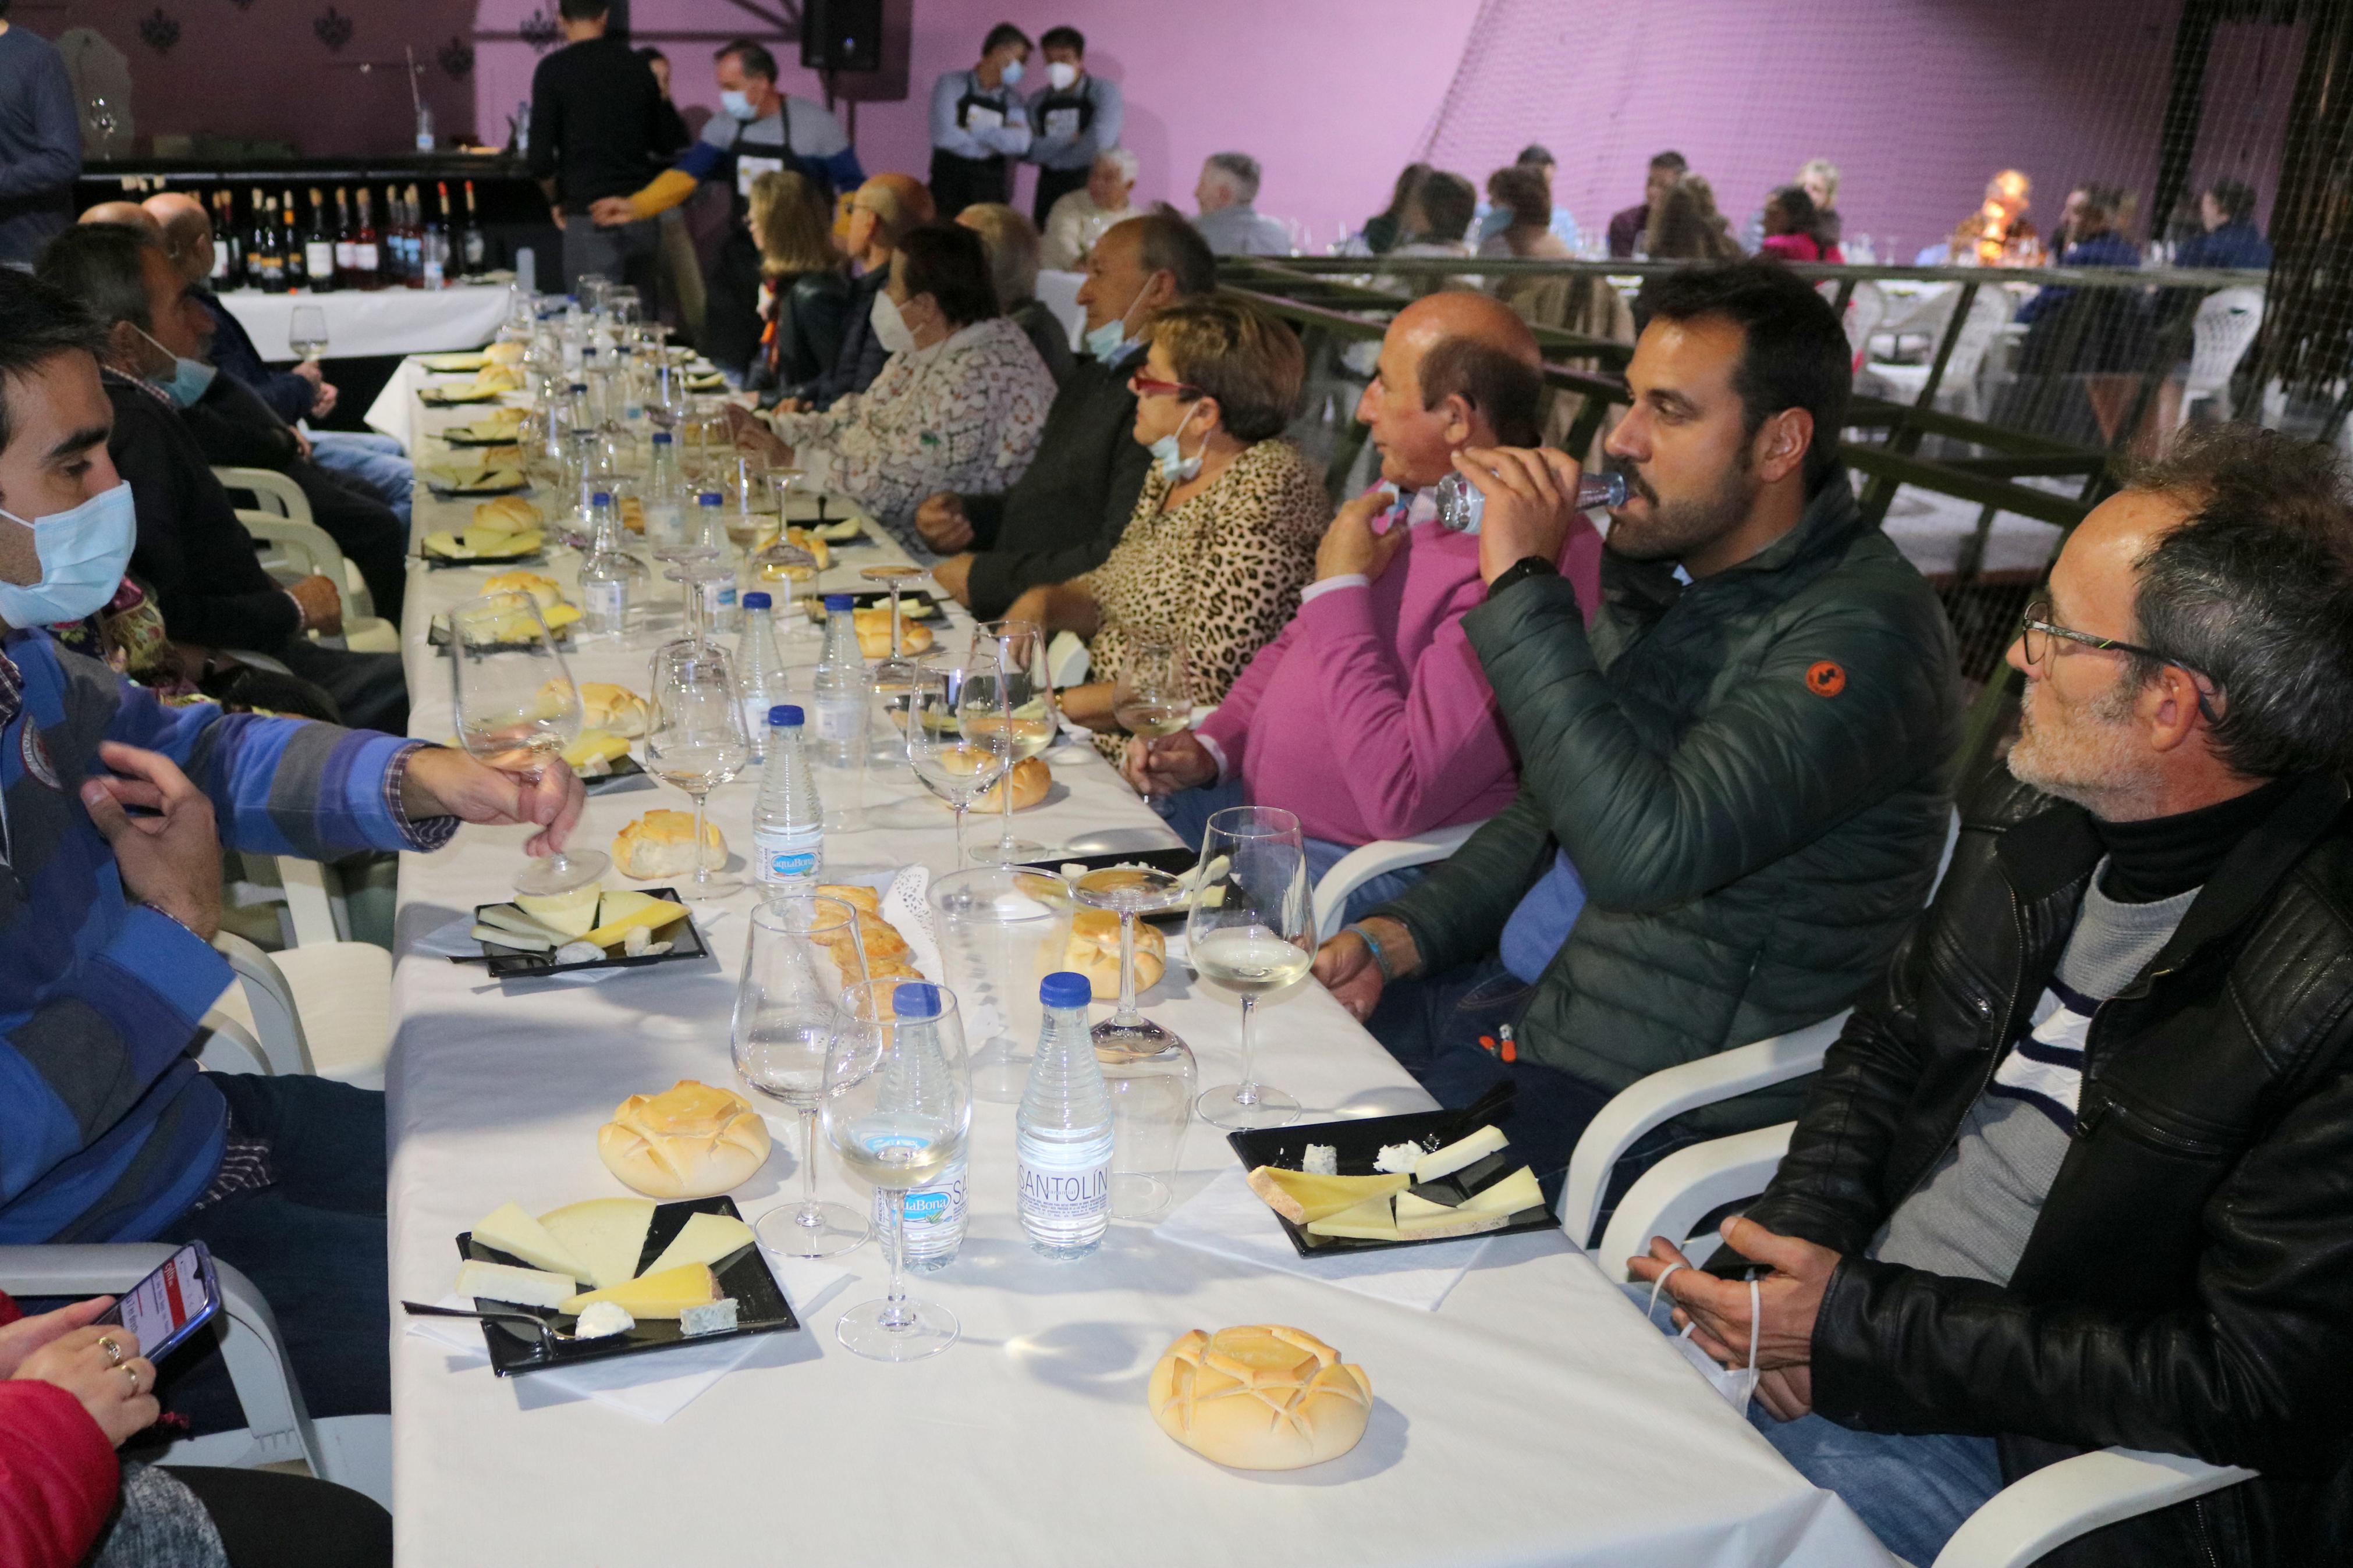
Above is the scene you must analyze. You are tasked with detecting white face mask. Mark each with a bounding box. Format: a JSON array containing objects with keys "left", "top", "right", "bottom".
[
  {"left": 1645, "top": 1264, "right": 1762, "bottom": 1418},
  {"left": 1046, "top": 61, "right": 1078, "bottom": 90},
  {"left": 871, "top": 290, "right": 917, "bottom": 357}
]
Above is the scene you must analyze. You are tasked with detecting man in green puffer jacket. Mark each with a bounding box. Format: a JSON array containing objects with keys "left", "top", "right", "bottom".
[{"left": 1314, "top": 262, "right": 1960, "bottom": 1221}]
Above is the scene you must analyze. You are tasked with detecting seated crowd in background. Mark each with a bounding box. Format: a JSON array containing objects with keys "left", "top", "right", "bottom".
[
  {"left": 742, "top": 169, "right": 850, "bottom": 399},
  {"left": 764, "top": 173, "right": 934, "bottom": 413},
  {"left": 956, "top": 202, "right": 1076, "bottom": 387},
  {"left": 1041, "top": 147, "right": 1142, "bottom": 272}
]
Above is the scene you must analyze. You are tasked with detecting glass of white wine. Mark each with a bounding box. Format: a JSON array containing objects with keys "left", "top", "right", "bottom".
[
  {"left": 288, "top": 304, "right": 330, "bottom": 362},
  {"left": 960, "top": 618, "right": 1058, "bottom": 863},
  {"left": 1111, "top": 630, "right": 1192, "bottom": 741},
  {"left": 643, "top": 638, "right": 750, "bottom": 895},
  {"left": 822, "top": 979, "right": 971, "bottom": 1362},
  {"left": 448, "top": 591, "right": 609, "bottom": 895},
  {"left": 906, "top": 664, "right": 1008, "bottom": 869},
  {"left": 1188, "top": 805, "right": 1312, "bottom": 1130}
]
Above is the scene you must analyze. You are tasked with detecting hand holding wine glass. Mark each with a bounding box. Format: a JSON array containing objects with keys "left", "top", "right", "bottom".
[
  {"left": 448, "top": 591, "right": 609, "bottom": 895},
  {"left": 1189, "top": 806, "right": 1313, "bottom": 1129}
]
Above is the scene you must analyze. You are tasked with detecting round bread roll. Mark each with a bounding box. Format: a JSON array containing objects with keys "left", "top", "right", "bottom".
[
  {"left": 1064, "top": 906, "right": 1165, "bottom": 1001},
  {"left": 1149, "top": 1326, "right": 1372, "bottom": 1470},
  {"left": 483, "top": 340, "right": 527, "bottom": 365},
  {"left": 962, "top": 756, "right": 1050, "bottom": 813},
  {"left": 597, "top": 1079, "right": 773, "bottom": 1198},
  {"left": 854, "top": 608, "right": 934, "bottom": 661},
  {"left": 473, "top": 495, "right": 542, "bottom": 534},
  {"left": 576, "top": 681, "right": 650, "bottom": 738},
  {"left": 613, "top": 809, "right": 728, "bottom": 879},
  {"left": 815, "top": 883, "right": 883, "bottom": 916},
  {"left": 483, "top": 570, "right": 562, "bottom": 610}
]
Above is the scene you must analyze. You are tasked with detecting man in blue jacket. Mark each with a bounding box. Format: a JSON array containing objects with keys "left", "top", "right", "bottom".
[{"left": 0, "top": 268, "right": 585, "bottom": 1432}]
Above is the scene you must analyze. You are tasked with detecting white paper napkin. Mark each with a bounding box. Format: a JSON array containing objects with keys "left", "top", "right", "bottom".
[
  {"left": 879, "top": 864, "right": 943, "bottom": 982},
  {"left": 1153, "top": 1167, "right": 1492, "bottom": 1312},
  {"left": 406, "top": 1253, "right": 853, "bottom": 1424}
]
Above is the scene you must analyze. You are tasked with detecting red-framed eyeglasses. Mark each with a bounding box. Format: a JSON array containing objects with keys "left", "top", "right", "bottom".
[{"left": 1127, "top": 370, "right": 1202, "bottom": 399}]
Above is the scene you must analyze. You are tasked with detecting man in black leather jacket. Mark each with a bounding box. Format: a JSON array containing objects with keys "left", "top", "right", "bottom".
[{"left": 1634, "top": 422, "right": 2353, "bottom": 1567}]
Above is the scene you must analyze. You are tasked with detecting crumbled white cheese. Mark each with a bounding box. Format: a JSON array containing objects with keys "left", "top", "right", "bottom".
[
  {"left": 572, "top": 1301, "right": 634, "bottom": 1339},
  {"left": 623, "top": 926, "right": 652, "bottom": 957},
  {"left": 1373, "top": 1143, "right": 1422, "bottom": 1174},
  {"left": 554, "top": 940, "right": 604, "bottom": 965},
  {"left": 1302, "top": 1144, "right": 1338, "bottom": 1176},
  {"left": 679, "top": 1297, "right": 740, "bottom": 1338}
]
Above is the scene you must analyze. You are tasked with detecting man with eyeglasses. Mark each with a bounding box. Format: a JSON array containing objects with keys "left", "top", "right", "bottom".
[{"left": 1632, "top": 422, "right": 2353, "bottom": 1565}]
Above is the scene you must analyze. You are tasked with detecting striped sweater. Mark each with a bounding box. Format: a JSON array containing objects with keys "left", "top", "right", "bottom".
[{"left": 0, "top": 630, "right": 450, "bottom": 1244}]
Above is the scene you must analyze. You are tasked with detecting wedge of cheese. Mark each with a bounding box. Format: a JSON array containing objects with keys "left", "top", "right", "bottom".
[
  {"left": 561, "top": 730, "right": 630, "bottom": 771},
  {"left": 537, "top": 1197, "right": 656, "bottom": 1290},
  {"left": 1412, "top": 1124, "right": 1510, "bottom": 1185},
  {"left": 1461, "top": 1165, "right": 1543, "bottom": 1218},
  {"left": 643, "top": 1211, "right": 756, "bottom": 1278},
  {"left": 1304, "top": 1194, "right": 1401, "bottom": 1241},
  {"left": 456, "top": 1259, "right": 575, "bottom": 1309},
  {"left": 515, "top": 886, "right": 602, "bottom": 940},
  {"left": 577, "top": 897, "right": 689, "bottom": 952},
  {"left": 1246, "top": 1166, "right": 1410, "bottom": 1225},
  {"left": 421, "top": 530, "right": 475, "bottom": 559},
  {"left": 559, "top": 1263, "right": 719, "bottom": 1320},
  {"left": 1393, "top": 1194, "right": 1508, "bottom": 1240},
  {"left": 471, "top": 1201, "right": 591, "bottom": 1282}
]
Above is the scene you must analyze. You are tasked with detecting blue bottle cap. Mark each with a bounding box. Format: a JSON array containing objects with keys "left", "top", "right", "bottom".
[
  {"left": 1039, "top": 971, "right": 1092, "bottom": 1009},
  {"left": 823, "top": 593, "right": 854, "bottom": 611},
  {"left": 697, "top": 490, "right": 723, "bottom": 506},
  {"left": 769, "top": 703, "right": 803, "bottom": 727},
  {"left": 569, "top": 382, "right": 587, "bottom": 393},
  {"left": 591, "top": 490, "right": 612, "bottom": 505},
  {"left": 892, "top": 982, "right": 942, "bottom": 1021},
  {"left": 741, "top": 591, "right": 772, "bottom": 610},
  {"left": 651, "top": 431, "right": 672, "bottom": 444}
]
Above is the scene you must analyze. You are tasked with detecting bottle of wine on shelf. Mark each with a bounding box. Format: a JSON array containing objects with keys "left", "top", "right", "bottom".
[
  {"left": 403, "top": 183, "right": 427, "bottom": 288},
  {"left": 281, "top": 188, "right": 306, "bottom": 291},
  {"left": 385, "top": 184, "right": 409, "bottom": 287},
  {"left": 459, "top": 178, "right": 487, "bottom": 275},
  {"left": 353, "top": 187, "right": 381, "bottom": 290},
  {"left": 253, "top": 194, "right": 287, "bottom": 293},
  {"left": 332, "top": 187, "right": 356, "bottom": 287},
  {"left": 211, "top": 191, "right": 242, "bottom": 289},
  {"left": 425, "top": 180, "right": 451, "bottom": 289},
  {"left": 303, "top": 187, "right": 335, "bottom": 292}
]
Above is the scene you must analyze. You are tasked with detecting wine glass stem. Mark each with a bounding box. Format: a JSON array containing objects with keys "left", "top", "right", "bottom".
[
  {"left": 998, "top": 745, "right": 1018, "bottom": 850},
  {"left": 881, "top": 1189, "right": 911, "bottom": 1330},
  {"left": 688, "top": 790, "right": 713, "bottom": 888},
  {"left": 1236, "top": 995, "right": 1261, "bottom": 1106},
  {"left": 888, "top": 585, "right": 903, "bottom": 660},
  {"left": 1115, "top": 909, "right": 1141, "bottom": 1025},
  {"left": 952, "top": 803, "right": 968, "bottom": 868},
  {"left": 797, "top": 1107, "right": 821, "bottom": 1219}
]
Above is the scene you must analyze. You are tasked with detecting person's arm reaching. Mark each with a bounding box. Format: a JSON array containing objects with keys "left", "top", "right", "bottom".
[
  {"left": 0, "top": 49, "right": 80, "bottom": 202},
  {"left": 609, "top": 129, "right": 726, "bottom": 223},
  {"left": 789, "top": 104, "right": 865, "bottom": 196}
]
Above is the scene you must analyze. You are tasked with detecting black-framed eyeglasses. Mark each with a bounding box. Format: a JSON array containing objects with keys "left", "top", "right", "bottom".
[{"left": 2017, "top": 598, "right": 2222, "bottom": 717}]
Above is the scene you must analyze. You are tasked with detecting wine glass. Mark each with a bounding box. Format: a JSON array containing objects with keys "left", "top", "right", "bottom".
[
  {"left": 758, "top": 469, "right": 819, "bottom": 646},
  {"left": 288, "top": 305, "right": 330, "bottom": 362},
  {"left": 823, "top": 980, "right": 971, "bottom": 1361},
  {"left": 1110, "top": 630, "right": 1193, "bottom": 742},
  {"left": 960, "top": 619, "right": 1059, "bottom": 864},
  {"left": 1073, "top": 865, "right": 1187, "bottom": 1055},
  {"left": 906, "top": 664, "right": 1008, "bottom": 870},
  {"left": 1188, "top": 806, "right": 1312, "bottom": 1129},
  {"left": 448, "top": 591, "right": 609, "bottom": 895},
  {"left": 643, "top": 639, "right": 750, "bottom": 895},
  {"left": 732, "top": 895, "right": 874, "bottom": 1258},
  {"left": 860, "top": 562, "right": 928, "bottom": 689}
]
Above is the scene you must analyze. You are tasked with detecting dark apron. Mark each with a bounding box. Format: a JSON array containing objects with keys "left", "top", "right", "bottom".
[
  {"left": 1029, "top": 84, "right": 1096, "bottom": 229},
  {"left": 929, "top": 80, "right": 1014, "bottom": 215}
]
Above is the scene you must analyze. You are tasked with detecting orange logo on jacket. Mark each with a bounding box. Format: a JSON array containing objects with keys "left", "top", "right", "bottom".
[{"left": 1805, "top": 660, "right": 1846, "bottom": 698}]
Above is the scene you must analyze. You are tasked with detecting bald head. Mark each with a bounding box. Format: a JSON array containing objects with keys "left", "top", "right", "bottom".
[
  {"left": 1357, "top": 292, "right": 1546, "bottom": 485},
  {"left": 142, "top": 193, "right": 215, "bottom": 283},
  {"left": 79, "top": 202, "right": 161, "bottom": 239}
]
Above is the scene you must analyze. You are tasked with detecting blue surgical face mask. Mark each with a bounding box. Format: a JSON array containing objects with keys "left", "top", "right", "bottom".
[
  {"left": 137, "top": 326, "right": 215, "bottom": 408},
  {"left": 1082, "top": 278, "right": 1149, "bottom": 362},
  {"left": 999, "top": 58, "right": 1025, "bottom": 87},
  {"left": 0, "top": 482, "right": 138, "bottom": 628},
  {"left": 1148, "top": 402, "right": 1204, "bottom": 483},
  {"left": 720, "top": 89, "right": 759, "bottom": 121}
]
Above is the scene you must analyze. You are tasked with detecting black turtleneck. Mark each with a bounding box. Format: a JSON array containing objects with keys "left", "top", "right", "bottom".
[{"left": 2092, "top": 776, "right": 2301, "bottom": 903}]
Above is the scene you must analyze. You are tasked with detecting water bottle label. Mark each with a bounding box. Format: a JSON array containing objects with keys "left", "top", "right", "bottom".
[
  {"left": 1020, "top": 1158, "right": 1109, "bottom": 1225},
  {"left": 739, "top": 696, "right": 772, "bottom": 738},
  {"left": 811, "top": 699, "right": 862, "bottom": 742},
  {"left": 888, "top": 1165, "right": 968, "bottom": 1248},
  {"left": 753, "top": 828, "right": 821, "bottom": 885},
  {"left": 584, "top": 579, "right": 626, "bottom": 626}
]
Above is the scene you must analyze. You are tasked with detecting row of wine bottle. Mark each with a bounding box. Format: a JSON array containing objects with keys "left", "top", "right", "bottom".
[{"left": 208, "top": 180, "right": 489, "bottom": 294}]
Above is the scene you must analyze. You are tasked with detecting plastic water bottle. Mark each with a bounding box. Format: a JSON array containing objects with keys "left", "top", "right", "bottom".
[
  {"left": 1433, "top": 468, "right": 1627, "bottom": 533},
  {"left": 1016, "top": 972, "right": 1116, "bottom": 1260},
  {"left": 578, "top": 490, "right": 643, "bottom": 636},
  {"left": 736, "top": 592, "right": 786, "bottom": 763},
  {"left": 889, "top": 1149, "right": 970, "bottom": 1273},
  {"left": 751, "top": 705, "right": 824, "bottom": 891},
  {"left": 643, "top": 432, "right": 683, "bottom": 550},
  {"left": 811, "top": 593, "right": 865, "bottom": 768},
  {"left": 695, "top": 491, "right": 738, "bottom": 628}
]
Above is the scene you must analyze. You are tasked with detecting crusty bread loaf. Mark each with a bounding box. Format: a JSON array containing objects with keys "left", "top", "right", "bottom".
[
  {"left": 613, "top": 809, "right": 727, "bottom": 879},
  {"left": 597, "top": 1079, "right": 772, "bottom": 1199},
  {"left": 1149, "top": 1326, "right": 1372, "bottom": 1470},
  {"left": 473, "top": 495, "right": 542, "bottom": 534},
  {"left": 967, "top": 756, "right": 1050, "bottom": 813},
  {"left": 853, "top": 609, "right": 934, "bottom": 660},
  {"left": 1064, "top": 906, "right": 1165, "bottom": 1001},
  {"left": 576, "top": 681, "right": 650, "bottom": 738}
]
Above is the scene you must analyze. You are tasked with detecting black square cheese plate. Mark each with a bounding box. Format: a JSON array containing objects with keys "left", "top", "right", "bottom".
[
  {"left": 460, "top": 886, "right": 708, "bottom": 978},
  {"left": 1225, "top": 1105, "right": 1553, "bottom": 1257},
  {"left": 453, "top": 1196, "right": 798, "bottom": 1376}
]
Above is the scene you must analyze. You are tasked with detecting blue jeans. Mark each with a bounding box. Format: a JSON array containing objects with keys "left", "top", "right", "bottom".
[
  {"left": 1152, "top": 778, "right": 1429, "bottom": 926},
  {"left": 309, "top": 432, "right": 412, "bottom": 527},
  {"left": 155, "top": 1074, "right": 390, "bottom": 1431},
  {"left": 1620, "top": 1281, "right": 2003, "bottom": 1563}
]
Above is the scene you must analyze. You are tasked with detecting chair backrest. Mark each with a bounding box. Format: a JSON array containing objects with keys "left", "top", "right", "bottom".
[
  {"left": 2186, "top": 286, "right": 2265, "bottom": 395},
  {"left": 211, "top": 931, "right": 318, "bottom": 1075},
  {"left": 1841, "top": 282, "right": 1889, "bottom": 369},
  {"left": 1942, "top": 286, "right": 2015, "bottom": 387}
]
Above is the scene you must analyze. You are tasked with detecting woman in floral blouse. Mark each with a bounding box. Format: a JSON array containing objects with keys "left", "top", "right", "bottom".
[
  {"left": 727, "top": 223, "right": 1055, "bottom": 556},
  {"left": 1004, "top": 297, "right": 1330, "bottom": 751}
]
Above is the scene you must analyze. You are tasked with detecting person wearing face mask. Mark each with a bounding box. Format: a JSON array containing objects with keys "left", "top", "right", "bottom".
[
  {"left": 1122, "top": 294, "right": 1603, "bottom": 927},
  {"left": 0, "top": 264, "right": 588, "bottom": 1470},
  {"left": 33, "top": 223, "right": 409, "bottom": 733},
  {"left": 592, "top": 37, "right": 861, "bottom": 369},
  {"left": 722, "top": 223, "right": 1054, "bottom": 557},
  {"left": 526, "top": 0, "right": 682, "bottom": 300},
  {"left": 1022, "top": 27, "right": 1125, "bottom": 232},
  {"left": 928, "top": 24, "right": 1034, "bottom": 219},
  {"left": 1311, "top": 261, "right": 1958, "bottom": 1208},
  {"left": 1000, "top": 297, "right": 1331, "bottom": 754},
  {"left": 764, "top": 173, "right": 933, "bottom": 414},
  {"left": 1040, "top": 147, "right": 1141, "bottom": 272},
  {"left": 921, "top": 214, "right": 1214, "bottom": 617}
]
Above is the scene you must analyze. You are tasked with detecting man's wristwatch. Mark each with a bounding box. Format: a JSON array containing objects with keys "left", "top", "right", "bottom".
[{"left": 1487, "top": 556, "right": 1559, "bottom": 600}]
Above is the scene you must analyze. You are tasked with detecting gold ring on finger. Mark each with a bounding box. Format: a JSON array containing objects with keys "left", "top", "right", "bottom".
[
  {"left": 119, "top": 1363, "right": 141, "bottom": 1395},
  {"left": 97, "top": 1335, "right": 125, "bottom": 1366}
]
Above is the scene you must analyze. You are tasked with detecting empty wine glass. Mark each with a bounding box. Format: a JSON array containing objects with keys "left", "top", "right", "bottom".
[
  {"left": 448, "top": 591, "right": 609, "bottom": 895},
  {"left": 907, "top": 664, "right": 1007, "bottom": 869},
  {"left": 1188, "top": 805, "right": 1312, "bottom": 1129},
  {"left": 1073, "top": 866, "right": 1187, "bottom": 1056},
  {"left": 1110, "top": 630, "right": 1193, "bottom": 741},
  {"left": 823, "top": 979, "right": 971, "bottom": 1361},
  {"left": 733, "top": 895, "right": 874, "bottom": 1258},
  {"left": 960, "top": 619, "right": 1058, "bottom": 864},
  {"left": 644, "top": 639, "right": 750, "bottom": 895},
  {"left": 861, "top": 563, "right": 928, "bottom": 693},
  {"left": 755, "top": 469, "right": 819, "bottom": 645}
]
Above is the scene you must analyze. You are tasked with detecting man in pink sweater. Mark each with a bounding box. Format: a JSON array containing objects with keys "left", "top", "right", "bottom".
[{"left": 1124, "top": 292, "right": 1603, "bottom": 920}]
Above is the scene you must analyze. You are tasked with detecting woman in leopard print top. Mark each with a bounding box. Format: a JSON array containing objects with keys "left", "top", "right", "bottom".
[{"left": 1005, "top": 298, "right": 1331, "bottom": 754}]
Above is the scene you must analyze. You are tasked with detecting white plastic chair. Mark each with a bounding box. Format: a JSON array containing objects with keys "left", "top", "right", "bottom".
[
  {"left": 2180, "top": 286, "right": 2265, "bottom": 424},
  {"left": 216, "top": 467, "right": 396, "bottom": 651},
  {"left": 1841, "top": 282, "right": 1889, "bottom": 372},
  {"left": 1873, "top": 289, "right": 2012, "bottom": 421},
  {"left": 1047, "top": 631, "right": 1091, "bottom": 687},
  {"left": 210, "top": 930, "right": 393, "bottom": 1090},
  {"left": 0, "top": 1245, "right": 391, "bottom": 1509},
  {"left": 1311, "top": 817, "right": 1486, "bottom": 944}
]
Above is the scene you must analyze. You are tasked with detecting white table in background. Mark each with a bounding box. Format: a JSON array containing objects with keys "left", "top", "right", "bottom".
[
  {"left": 382, "top": 368, "right": 1888, "bottom": 1566},
  {"left": 218, "top": 284, "right": 511, "bottom": 362}
]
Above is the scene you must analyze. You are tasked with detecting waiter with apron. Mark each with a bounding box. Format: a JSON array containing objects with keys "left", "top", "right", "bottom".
[
  {"left": 1025, "top": 27, "right": 1124, "bottom": 231},
  {"left": 594, "top": 38, "right": 863, "bottom": 375},
  {"left": 928, "top": 23, "right": 1032, "bottom": 218}
]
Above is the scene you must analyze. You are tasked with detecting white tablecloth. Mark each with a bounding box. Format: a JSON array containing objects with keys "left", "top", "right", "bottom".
[
  {"left": 218, "top": 284, "right": 510, "bottom": 362},
  {"left": 384, "top": 372, "right": 1890, "bottom": 1566}
]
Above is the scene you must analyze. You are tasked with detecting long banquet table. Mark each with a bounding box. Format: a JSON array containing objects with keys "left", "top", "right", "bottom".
[{"left": 381, "top": 362, "right": 1889, "bottom": 1565}]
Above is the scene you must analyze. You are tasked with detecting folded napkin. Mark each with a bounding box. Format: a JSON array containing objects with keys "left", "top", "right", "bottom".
[
  {"left": 406, "top": 1251, "right": 853, "bottom": 1423},
  {"left": 1154, "top": 1167, "right": 1492, "bottom": 1313}
]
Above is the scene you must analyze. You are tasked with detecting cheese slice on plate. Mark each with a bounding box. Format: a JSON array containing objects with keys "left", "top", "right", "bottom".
[
  {"left": 559, "top": 1262, "right": 719, "bottom": 1320},
  {"left": 455, "top": 1259, "right": 575, "bottom": 1309},
  {"left": 1412, "top": 1124, "right": 1510, "bottom": 1184},
  {"left": 537, "top": 1197, "right": 656, "bottom": 1290},
  {"left": 1246, "top": 1166, "right": 1410, "bottom": 1224},
  {"left": 577, "top": 897, "right": 688, "bottom": 951},
  {"left": 1304, "top": 1193, "right": 1401, "bottom": 1240},
  {"left": 1460, "top": 1164, "right": 1543, "bottom": 1218},
  {"left": 515, "top": 886, "right": 601, "bottom": 939},
  {"left": 562, "top": 730, "right": 630, "bottom": 771},
  {"left": 471, "top": 1201, "right": 591, "bottom": 1282},
  {"left": 1392, "top": 1189, "right": 1508, "bottom": 1238},
  {"left": 643, "top": 1211, "right": 756, "bottom": 1279}
]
